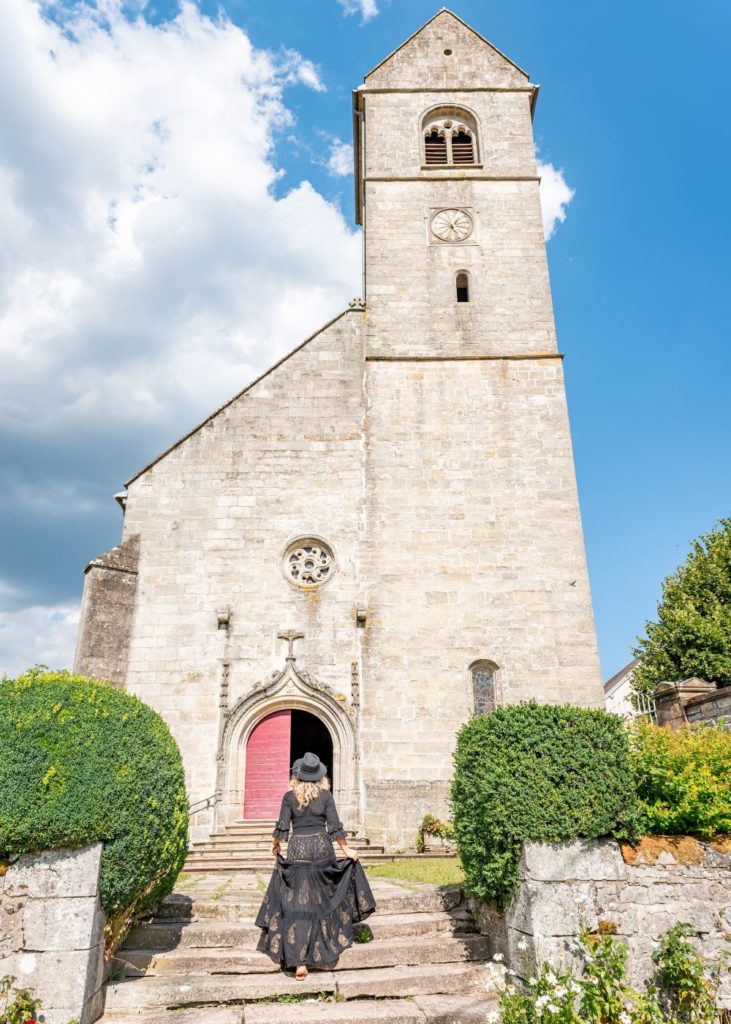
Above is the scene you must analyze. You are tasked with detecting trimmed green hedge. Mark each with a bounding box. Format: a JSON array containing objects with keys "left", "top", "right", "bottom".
[
  {"left": 630, "top": 721, "right": 731, "bottom": 837},
  {"left": 451, "top": 702, "right": 638, "bottom": 906},
  {"left": 0, "top": 668, "right": 189, "bottom": 939}
]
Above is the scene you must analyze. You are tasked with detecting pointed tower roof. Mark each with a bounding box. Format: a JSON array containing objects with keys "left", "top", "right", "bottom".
[{"left": 362, "top": 9, "right": 530, "bottom": 90}]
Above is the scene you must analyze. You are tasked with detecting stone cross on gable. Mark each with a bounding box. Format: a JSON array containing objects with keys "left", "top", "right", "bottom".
[{"left": 278, "top": 630, "right": 304, "bottom": 662}]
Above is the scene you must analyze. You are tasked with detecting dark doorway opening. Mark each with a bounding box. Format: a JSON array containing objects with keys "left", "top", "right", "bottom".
[{"left": 290, "top": 710, "right": 334, "bottom": 784}]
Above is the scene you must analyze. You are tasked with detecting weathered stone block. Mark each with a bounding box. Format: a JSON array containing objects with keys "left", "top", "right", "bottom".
[
  {"left": 521, "top": 840, "right": 625, "bottom": 882},
  {"left": 22, "top": 895, "right": 103, "bottom": 952},
  {"left": 3, "top": 844, "right": 103, "bottom": 900}
]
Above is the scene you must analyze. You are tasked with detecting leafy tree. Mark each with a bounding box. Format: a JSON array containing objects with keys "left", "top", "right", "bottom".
[{"left": 632, "top": 518, "right": 731, "bottom": 696}]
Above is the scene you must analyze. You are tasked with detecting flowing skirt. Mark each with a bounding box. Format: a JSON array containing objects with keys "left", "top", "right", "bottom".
[{"left": 255, "top": 832, "right": 376, "bottom": 968}]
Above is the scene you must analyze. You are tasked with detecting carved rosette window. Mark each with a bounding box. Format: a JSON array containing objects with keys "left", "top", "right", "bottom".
[{"left": 285, "top": 539, "right": 335, "bottom": 588}]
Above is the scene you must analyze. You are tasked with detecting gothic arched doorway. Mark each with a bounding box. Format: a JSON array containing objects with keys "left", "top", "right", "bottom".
[{"left": 243, "top": 708, "right": 335, "bottom": 819}]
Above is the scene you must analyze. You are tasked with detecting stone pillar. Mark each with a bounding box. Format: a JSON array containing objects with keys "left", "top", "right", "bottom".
[
  {"left": 74, "top": 535, "right": 140, "bottom": 688},
  {"left": 653, "top": 677, "right": 717, "bottom": 729},
  {"left": 1, "top": 844, "right": 106, "bottom": 1024}
]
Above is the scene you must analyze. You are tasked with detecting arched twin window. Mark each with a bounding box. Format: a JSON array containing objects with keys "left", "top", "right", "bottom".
[
  {"left": 423, "top": 107, "right": 479, "bottom": 167},
  {"left": 471, "top": 660, "right": 498, "bottom": 716}
]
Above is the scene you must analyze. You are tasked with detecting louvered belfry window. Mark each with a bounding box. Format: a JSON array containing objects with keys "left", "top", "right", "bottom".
[
  {"left": 422, "top": 108, "right": 478, "bottom": 168},
  {"left": 424, "top": 129, "right": 448, "bottom": 165},
  {"left": 451, "top": 130, "right": 474, "bottom": 164}
]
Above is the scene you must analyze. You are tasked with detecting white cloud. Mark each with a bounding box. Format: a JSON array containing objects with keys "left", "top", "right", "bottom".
[
  {"left": 0, "top": 477, "right": 104, "bottom": 517},
  {"left": 337, "top": 0, "right": 379, "bottom": 23},
  {"left": 537, "top": 161, "right": 575, "bottom": 240},
  {"left": 0, "top": 598, "right": 80, "bottom": 679},
  {"left": 0, "top": 0, "right": 361, "bottom": 441},
  {"left": 326, "top": 139, "right": 354, "bottom": 177}
]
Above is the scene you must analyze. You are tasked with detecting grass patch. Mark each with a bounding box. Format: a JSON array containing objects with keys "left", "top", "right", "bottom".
[
  {"left": 366, "top": 857, "right": 464, "bottom": 886},
  {"left": 211, "top": 878, "right": 232, "bottom": 901}
]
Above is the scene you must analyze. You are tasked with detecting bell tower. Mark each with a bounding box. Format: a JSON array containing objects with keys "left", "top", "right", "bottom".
[
  {"left": 353, "top": 11, "right": 604, "bottom": 838},
  {"left": 353, "top": 9, "right": 553, "bottom": 359}
]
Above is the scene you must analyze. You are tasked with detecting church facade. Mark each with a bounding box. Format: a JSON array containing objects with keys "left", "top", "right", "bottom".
[{"left": 74, "top": 10, "right": 604, "bottom": 848}]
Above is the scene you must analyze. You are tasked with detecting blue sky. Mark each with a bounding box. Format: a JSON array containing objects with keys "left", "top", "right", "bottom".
[{"left": 0, "top": 0, "right": 729, "bottom": 679}]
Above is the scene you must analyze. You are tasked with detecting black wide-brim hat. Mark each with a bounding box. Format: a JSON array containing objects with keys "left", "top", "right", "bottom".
[{"left": 291, "top": 751, "right": 328, "bottom": 781}]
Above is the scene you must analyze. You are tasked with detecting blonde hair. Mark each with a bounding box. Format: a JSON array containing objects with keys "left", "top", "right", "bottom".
[{"left": 289, "top": 775, "right": 330, "bottom": 809}]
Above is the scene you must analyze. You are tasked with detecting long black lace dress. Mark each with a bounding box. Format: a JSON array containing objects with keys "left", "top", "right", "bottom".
[{"left": 255, "top": 789, "right": 376, "bottom": 969}]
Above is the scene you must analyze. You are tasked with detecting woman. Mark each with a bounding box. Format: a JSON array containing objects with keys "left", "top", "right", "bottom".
[{"left": 255, "top": 751, "right": 376, "bottom": 979}]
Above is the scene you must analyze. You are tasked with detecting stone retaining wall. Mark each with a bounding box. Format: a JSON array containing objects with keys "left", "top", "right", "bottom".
[
  {"left": 474, "top": 838, "right": 731, "bottom": 1005},
  {"left": 0, "top": 844, "right": 106, "bottom": 1024}
]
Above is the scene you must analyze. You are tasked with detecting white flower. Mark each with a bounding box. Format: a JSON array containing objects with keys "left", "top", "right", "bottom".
[
  {"left": 506, "top": 968, "right": 516, "bottom": 976},
  {"left": 535, "top": 1008, "right": 543, "bottom": 1018},
  {"left": 517, "top": 938, "right": 529, "bottom": 951},
  {"left": 535, "top": 996, "right": 550, "bottom": 1008},
  {"left": 554, "top": 986, "right": 567, "bottom": 999},
  {"left": 486, "top": 1013, "right": 500, "bottom": 1024},
  {"left": 547, "top": 1005, "right": 559, "bottom": 1015},
  {"left": 528, "top": 977, "right": 537, "bottom": 986},
  {"left": 493, "top": 952, "right": 505, "bottom": 962},
  {"left": 619, "top": 1013, "right": 631, "bottom": 1024},
  {"left": 570, "top": 982, "right": 582, "bottom": 995},
  {"left": 546, "top": 972, "right": 558, "bottom": 986}
]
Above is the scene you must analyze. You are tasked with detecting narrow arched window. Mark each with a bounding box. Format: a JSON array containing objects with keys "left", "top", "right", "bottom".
[
  {"left": 471, "top": 661, "right": 497, "bottom": 716},
  {"left": 424, "top": 129, "right": 448, "bottom": 165},
  {"left": 456, "top": 272, "right": 470, "bottom": 303}
]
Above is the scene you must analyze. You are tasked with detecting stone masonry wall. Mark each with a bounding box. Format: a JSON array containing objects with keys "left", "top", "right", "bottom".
[
  {"left": 0, "top": 844, "right": 106, "bottom": 1024},
  {"left": 361, "top": 358, "right": 603, "bottom": 844},
  {"left": 120, "top": 311, "right": 366, "bottom": 832},
  {"left": 363, "top": 11, "right": 528, "bottom": 91},
  {"left": 476, "top": 839, "right": 731, "bottom": 1004}
]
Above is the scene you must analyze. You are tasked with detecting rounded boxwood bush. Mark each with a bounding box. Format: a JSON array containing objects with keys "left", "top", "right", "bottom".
[
  {"left": 451, "top": 702, "right": 638, "bottom": 907},
  {"left": 0, "top": 668, "right": 189, "bottom": 942}
]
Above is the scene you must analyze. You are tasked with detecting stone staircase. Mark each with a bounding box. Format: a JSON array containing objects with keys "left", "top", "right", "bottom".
[
  {"left": 99, "top": 870, "right": 501, "bottom": 1024},
  {"left": 184, "top": 821, "right": 452, "bottom": 872}
]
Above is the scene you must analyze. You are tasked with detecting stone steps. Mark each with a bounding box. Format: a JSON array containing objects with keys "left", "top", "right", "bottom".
[
  {"left": 188, "top": 837, "right": 383, "bottom": 853},
  {"left": 123, "top": 909, "right": 476, "bottom": 950},
  {"left": 182, "top": 852, "right": 452, "bottom": 872},
  {"left": 101, "top": 994, "right": 498, "bottom": 1024},
  {"left": 157, "top": 884, "right": 462, "bottom": 921},
  {"left": 99, "top": 878, "right": 497, "bottom": 1024},
  {"left": 118, "top": 930, "right": 488, "bottom": 975},
  {"left": 103, "top": 960, "right": 493, "bottom": 1010}
]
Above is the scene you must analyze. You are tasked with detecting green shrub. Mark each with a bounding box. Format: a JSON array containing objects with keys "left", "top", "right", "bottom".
[
  {"left": 451, "top": 703, "right": 637, "bottom": 906},
  {"left": 629, "top": 722, "right": 731, "bottom": 838},
  {"left": 416, "top": 813, "right": 454, "bottom": 853},
  {"left": 498, "top": 923, "right": 721, "bottom": 1024},
  {"left": 0, "top": 668, "right": 189, "bottom": 949}
]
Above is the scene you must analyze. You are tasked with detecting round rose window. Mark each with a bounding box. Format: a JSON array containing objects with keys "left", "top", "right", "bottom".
[{"left": 284, "top": 539, "right": 334, "bottom": 588}]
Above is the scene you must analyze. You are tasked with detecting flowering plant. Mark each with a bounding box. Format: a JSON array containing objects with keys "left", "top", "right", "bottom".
[{"left": 494, "top": 923, "right": 725, "bottom": 1024}]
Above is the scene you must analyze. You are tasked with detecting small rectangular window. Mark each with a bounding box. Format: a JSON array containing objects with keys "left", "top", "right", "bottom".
[{"left": 456, "top": 273, "right": 470, "bottom": 303}]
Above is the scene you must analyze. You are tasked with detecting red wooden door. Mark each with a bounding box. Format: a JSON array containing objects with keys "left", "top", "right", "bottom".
[{"left": 243, "top": 710, "right": 291, "bottom": 818}]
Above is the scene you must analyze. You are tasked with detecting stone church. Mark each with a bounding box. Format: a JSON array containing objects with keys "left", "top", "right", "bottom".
[{"left": 74, "top": 10, "right": 604, "bottom": 848}]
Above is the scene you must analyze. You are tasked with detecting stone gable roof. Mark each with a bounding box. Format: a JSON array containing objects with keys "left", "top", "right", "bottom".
[{"left": 362, "top": 9, "right": 530, "bottom": 90}]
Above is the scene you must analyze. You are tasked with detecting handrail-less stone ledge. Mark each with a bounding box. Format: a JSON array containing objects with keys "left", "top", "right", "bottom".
[
  {"left": 0, "top": 844, "right": 106, "bottom": 1024},
  {"left": 470, "top": 838, "right": 731, "bottom": 1006}
]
